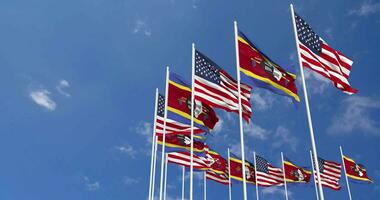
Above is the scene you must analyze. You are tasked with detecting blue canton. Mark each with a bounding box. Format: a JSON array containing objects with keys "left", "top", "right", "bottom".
[
  {"left": 195, "top": 50, "right": 221, "bottom": 85},
  {"left": 295, "top": 13, "right": 322, "bottom": 55}
]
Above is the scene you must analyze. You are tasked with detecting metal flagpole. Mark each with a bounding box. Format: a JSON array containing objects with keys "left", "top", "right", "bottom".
[
  {"left": 159, "top": 67, "right": 170, "bottom": 200},
  {"left": 281, "top": 152, "right": 289, "bottom": 200},
  {"left": 182, "top": 166, "right": 185, "bottom": 200},
  {"left": 290, "top": 4, "right": 324, "bottom": 200},
  {"left": 204, "top": 171, "right": 207, "bottom": 200},
  {"left": 340, "top": 146, "right": 353, "bottom": 200},
  {"left": 233, "top": 20, "right": 248, "bottom": 200},
  {"left": 253, "top": 151, "right": 259, "bottom": 200},
  {"left": 164, "top": 154, "right": 168, "bottom": 200},
  {"left": 149, "top": 89, "right": 159, "bottom": 200},
  {"left": 190, "top": 43, "right": 196, "bottom": 200},
  {"left": 152, "top": 135, "right": 158, "bottom": 200},
  {"left": 228, "top": 148, "right": 232, "bottom": 200},
  {"left": 310, "top": 150, "right": 320, "bottom": 200}
]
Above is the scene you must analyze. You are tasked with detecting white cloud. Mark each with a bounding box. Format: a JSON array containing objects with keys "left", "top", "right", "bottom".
[
  {"left": 83, "top": 176, "right": 100, "bottom": 191},
  {"left": 244, "top": 123, "right": 270, "bottom": 140},
  {"left": 213, "top": 118, "right": 224, "bottom": 134},
  {"left": 115, "top": 144, "right": 137, "bottom": 158},
  {"left": 328, "top": 96, "right": 380, "bottom": 135},
  {"left": 56, "top": 79, "right": 71, "bottom": 97},
  {"left": 261, "top": 186, "right": 292, "bottom": 197},
  {"left": 349, "top": 1, "right": 380, "bottom": 16},
  {"left": 324, "top": 28, "right": 333, "bottom": 40},
  {"left": 136, "top": 122, "right": 153, "bottom": 143},
  {"left": 123, "top": 176, "right": 139, "bottom": 185},
  {"left": 303, "top": 69, "right": 330, "bottom": 94},
  {"left": 29, "top": 89, "right": 57, "bottom": 111},
  {"left": 272, "top": 126, "right": 299, "bottom": 152},
  {"left": 251, "top": 92, "right": 275, "bottom": 111},
  {"left": 132, "top": 19, "right": 152, "bottom": 37}
]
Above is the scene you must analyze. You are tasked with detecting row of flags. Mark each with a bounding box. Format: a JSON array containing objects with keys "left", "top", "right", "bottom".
[{"left": 148, "top": 4, "right": 368, "bottom": 200}]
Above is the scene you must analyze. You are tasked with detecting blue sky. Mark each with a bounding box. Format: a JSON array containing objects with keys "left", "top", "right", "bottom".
[{"left": 0, "top": 0, "right": 380, "bottom": 199}]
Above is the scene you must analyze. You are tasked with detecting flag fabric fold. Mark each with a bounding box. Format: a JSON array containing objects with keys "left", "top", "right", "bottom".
[
  {"left": 314, "top": 157, "right": 342, "bottom": 190},
  {"left": 238, "top": 30, "right": 300, "bottom": 102},
  {"left": 255, "top": 155, "right": 284, "bottom": 187},
  {"left": 204, "top": 149, "right": 228, "bottom": 175},
  {"left": 157, "top": 134, "right": 208, "bottom": 154},
  {"left": 343, "top": 155, "right": 373, "bottom": 183},
  {"left": 194, "top": 50, "right": 252, "bottom": 122},
  {"left": 293, "top": 12, "right": 357, "bottom": 94},
  {"left": 167, "top": 152, "right": 209, "bottom": 170},
  {"left": 206, "top": 170, "right": 229, "bottom": 185},
  {"left": 283, "top": 158, "right": 311, "bottom": 183},
  {"left": 229, "top": 155, "right": 256, "bottom": 184}
]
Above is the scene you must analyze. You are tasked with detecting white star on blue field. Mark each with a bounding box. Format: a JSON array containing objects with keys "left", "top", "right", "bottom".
[{"left": 1, "top": 0, "right": 380, "bottom": 199}]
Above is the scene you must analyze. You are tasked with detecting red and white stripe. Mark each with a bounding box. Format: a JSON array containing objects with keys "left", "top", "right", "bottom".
[
  {"left": 167, "top": 152, "right": 209, "bottom": 170},
  {"left": 206, "top": 171, "right": 229, "bottom": 185},
  {"left": 298, "top": 39, "right": 357, "bottom": 95},
  {"left": 315, "top": 160, "right": 342, "bottom": 190},
  {"left": 194, "top": 70, "right": 252, "bottom": 122},
  {"left": 256, "top": 166, "right": 284, "bottom": 187},
  {"left": 155, "top": 116, "right": 203, "bottom": 136}
]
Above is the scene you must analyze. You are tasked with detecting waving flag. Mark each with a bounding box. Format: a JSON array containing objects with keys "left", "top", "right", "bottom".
[
  {"left": 156, "top": 94, "right": 204, "bottom": 136},
  {"left": 283, "top": 158, "right": 311, "bottom": 183},
  {"left": 255, "top": 155, "right": 284, "bottom": 186},
  {"left": 314, "top": 157, "right": 342, "bottom": 190},
  {"left": 229, "top": 155, "right": 255, "bottom": 184},
  {"left": 206, "top": 171, "right": 229, "bottom": 185},
  {"left": 168, "top": 72, "right": 219, "bottom": 132},
  {"left": 204, "top": 149, "right": 228, "bottom": 175},
  {"left": 293, "top": 12, "right": 357, "bottom": 94},
  {"left": 167, "top": 152, "right": 209, "bottom": 170},
  {"left": 343, "top": 155, "right": 373, "bottom": 183},
  {"left": 194, "top": 50, "right": 252, "bottom": 122},
  {"left": 157, "top": 134, "right": 208, "bottom": 154},
  {"left": 238, "top": 31, "right": 300, "bottom": 102}
]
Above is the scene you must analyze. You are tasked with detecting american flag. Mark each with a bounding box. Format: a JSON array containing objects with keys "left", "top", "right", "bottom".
[
  {"left": 194, "top": 50, "right": 252, "bottom": 122},
  {"left": 156, "top": 94, "right": 203, "bottom": 136},
  {"left": 206, "top": 170, "right": 229, "bottom": 185},
  {"left": 167, "top": 152, "right": 209, "bottom": 170},
  {"left": 314, "top": 157, "right": 342, "bottom": 190},
  {"left": 294, "top": 12, "right": 357, "bottom": 94},
  {"left": 255, "top": 155, "right": 284, "bottom": 186}
]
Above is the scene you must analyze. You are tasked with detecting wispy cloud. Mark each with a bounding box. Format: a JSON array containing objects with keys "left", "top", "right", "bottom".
[
  {"left": 349, "top": 1, "right": 380, "bottom": 16},
  {"left": 213, "top": 118, "right": 224, "bottom": 134},
  {"left": 261, "top": 186, "right": 292, "bottom": 198},
  {"left": 29, "top": 89, "right": 57, "bottom": 111},
  {"left": 272, "top": 126, "right": 299, "bottom": 152},
  {"left": 56, "top": 79, "right": 71, "bottom": 97},
  {"left": 115, "top": 144, "right": 138, "bottom": 158},
  {"left": 324, "top": 28, "right": 333, "bottom": 40},
  {"left": 123, "top": 176, "right": 140, "bottom": 185},
  {"left": 244, "top": 123, "right": 270, "bottom": 140},
  {"left": 132, "top": 19, "right": 152, "bottom": 37},
  {"left": 83, "top": 176, "right": 100, "bottom": 191},
  {"left": 303, "top": 69, "right": 330, "bottom": 94},
  {"left": 251, "top": 91, "right": 275, "bottom": 111},
  {"left": 136, "top": 121, "right": 153, "bottom": 143},
  {"left": 328, "top": 96, "right": 380, "bottom": 135}
]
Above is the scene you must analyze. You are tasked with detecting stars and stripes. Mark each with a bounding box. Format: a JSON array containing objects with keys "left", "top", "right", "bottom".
[
  {"left": 255, "top": 155, "right": 284, "bottom": 186},
  {"left": 194, "top": 50, "right": 252, "bottom": 122},
  {"left": 155, "top": 94, "right": 204, "bottom": 136},
  {"left": 294, "top": 12, "right": 358, "bottom": 95},
  {"left": 315, "top": 157, "right": 342, "bottom": 190},
  {"left": 167, "top": 152, "right": 209, "bottom": 170},
  {"left": 206, "top": 171, "right": 229, "bottom": 185}
]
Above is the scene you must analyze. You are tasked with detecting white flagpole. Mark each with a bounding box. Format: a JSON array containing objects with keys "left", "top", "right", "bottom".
[
  {"left": 204, "top": 171, "right": 207, "bottom": 200},
  {"left": 159, "top": 67, "right": 170, "bottom": 200},
  {"left": 253, "top": 151, "right": 259, "bottom": 200},
  {"left": 148, "top": 89, "right": 159, "bottom": 200},
  {"left": 340, "top": 146, "right": 353, "bottom": 200},
  {"left": 164, "top": 154, "right": 168, "bottom": 200},
  {"left": 182, "top": 166, "right": 185, "bottom": 200},
  {"left": 228, "top": 148, "right": 232, "bottom": 200},
  {"left": 233, "top": 20, "right": 248, "bottom": 200},
  {"left": 290, "top": 4, "right": 325, "bottom": 200},
  {"left": 281, "top": 152, "right": 289, "bottom": 200},
  {"left": 152, "top": 135, "right": 158, "bottom": 200},
  {"left": 310, "top": 150, "right": 320, "bottom": 200},
  {"left": 190, "top": 43, "right": 196, "bottom": 200}
]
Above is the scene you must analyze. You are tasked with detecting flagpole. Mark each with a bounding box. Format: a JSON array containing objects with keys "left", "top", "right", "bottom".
[
  {"left": 281, "top": 152, "right": 289, "bottom": 200},
  {"left": 290, "top": 4, "right": 324, "bottom": 200},
  {"left": 228, "top": 148, "right": 232, "bottom": 200},
  {"left": 253, "top": 151, "right": 259, "bottom": 200},
  {"left": 159, "top": 67, "right": 170, "bottom": 200},
  {"left": 234, "top": 20, "right": 248, "bottom": 200},
  {"left": 149, "top": 89, "right": 159, "bottom": 200},
  {"left": 152, "top": 135, "right": 158, "bottom": 200},
  {"left": 164, "top": 153, "right": 168, "bottom": 200},
  {"left": 190, "top": 43, "right": 196, "bottom": 200},
  {"left": 310, "top": 150, "right": 320, "bottom": 200},
  {"left": 340, "top": 146, "right": 353, "bottom": 200},
  {"left": 204, "top": 171, "right": 207, "bottom": 200},
  {"left": 182, "top": 166, "right": 185, "bottom": 200}
]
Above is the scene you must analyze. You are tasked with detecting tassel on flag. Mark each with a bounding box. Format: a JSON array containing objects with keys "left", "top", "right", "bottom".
[{"left": 293, "top": 12, "right": 358, "bottom": 94}]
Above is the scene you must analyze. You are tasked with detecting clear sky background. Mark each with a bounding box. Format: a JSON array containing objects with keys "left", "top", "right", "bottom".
[{"left": 0, "top": 0, "right": 380, "bottom": 199}]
